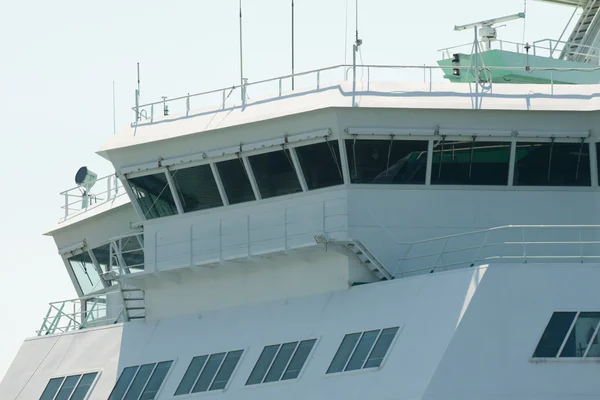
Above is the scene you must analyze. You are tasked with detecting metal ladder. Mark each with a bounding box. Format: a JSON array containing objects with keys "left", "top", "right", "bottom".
[
  {"left": 119, "top": 286, "right": 146, "bottom": 321},
  {"left": 562, "top": 0, "right": 600, "bottom": 61},
  {"left": 344, "top": 240, "right": 394, "bottom": 281}
]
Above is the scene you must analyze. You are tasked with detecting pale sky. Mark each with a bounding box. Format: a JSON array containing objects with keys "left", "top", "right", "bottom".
[{"left": 0, "top": 0, "right": 574, "bottom": 381}]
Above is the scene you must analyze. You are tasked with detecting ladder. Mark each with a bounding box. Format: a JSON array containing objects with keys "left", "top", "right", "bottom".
[
  {"left": 119, "top": 286, "right": 146, "bottom": 321},
  {"left": 345, "top": 240, "right": 394, "bottom": 281},
  {"left": 561, "top": 0, "right": 600, "bottom": 61}
]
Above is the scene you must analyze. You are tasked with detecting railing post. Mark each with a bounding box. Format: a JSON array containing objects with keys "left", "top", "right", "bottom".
[
  {"left": 222, "top": 89, "right": 226, "bottom": 109},
  {"left": 521, "top": 228, "right": 527, "bottom": 264},
  {"left": 317, "top": 70, "right": 320, "bottom": 90},
  {"left": 579, "top": 228, "right": 583, "bottom": 263},
  {"left": 64, "top": 194, "right": 69, "bottom": 220},
  {"left": 433, "top": 238, "right": 449, "bottom": 271},
  {"left": 107, "top": 175, "right": 112, "bottom": 200},
  {"left": 151, "top": 104, "right": 154, "bottom": 123},
  {"left": 367, "top": 67, "right": 370, "bottom": 91},
  {"left": 186, "top": 94, "right": 190, "bottom": 116},
  {"left": 551, "top": 70, "right": 554, "bottom": 95},
  {"left": 279, "top": 79, "right": 282, "bottom": 97},
  {"left": 429, "top": 68, "right": 433, "bottom": 93}
]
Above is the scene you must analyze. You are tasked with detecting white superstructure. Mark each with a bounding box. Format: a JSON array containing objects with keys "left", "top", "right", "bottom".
[{"left": 3, "top": 5, "right": 600, "bottom": 400}]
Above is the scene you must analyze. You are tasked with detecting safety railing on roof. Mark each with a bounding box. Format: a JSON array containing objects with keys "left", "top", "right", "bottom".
[
  {"left": 398, "top": 225, "right": 600, "bottom": 277},
  {"left": 37, "top": 291, "right": 124, "bottom": 336},
  {"left": 59, "top": 174, "right": 125, "bottom": 223},
  {"left": 438, "top": 38, "right": 600, "bottom": 63},
  {"left": 131, "top": 62, "right": 600, "bottom": 125}
]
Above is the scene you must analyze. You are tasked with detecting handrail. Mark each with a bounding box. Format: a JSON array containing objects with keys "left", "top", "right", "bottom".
[
  {"left": 59, "top": 173, "right": 125, "bottom": 223},
  {"left": 398, "top": 225, "right": 600, "bottom": 277}
]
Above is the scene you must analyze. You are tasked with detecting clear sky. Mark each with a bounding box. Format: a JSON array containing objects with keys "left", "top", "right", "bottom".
[{"left": 0, "top": 0, "right": 574, "bottom": 381}]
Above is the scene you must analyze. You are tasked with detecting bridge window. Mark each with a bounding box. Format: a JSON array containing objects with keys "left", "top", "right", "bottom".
[
  {"left": 249, "top": 150, "right": 303, "bottom": 198},
  {"left": 533, "top": 312, "right": 600, "bottom": 358},
  {"left": 108, "top": 361, "right": 173, "bottom": 400},
  {"left": 431, "top": 140, "right": 511, "bottom": 185},
  {"left": 327, "top": 327, "right": 399, "bottom": 374},
  {"left": 346, "top": 140, "right": 427, "bottom": 184},
  {"left": 128, "top": 173, "right": 178, "bottom": 219},
  {"left": 216, "top": 159, "right": 255, "bottom": 204},
  {"left": 514, "top": 142, "right": 590, "bottom": 186},
  {"left": 68, "top": 251, "right": 102, "bottom": 295},
  {"left": 40, "top": 372, "right": 98, "bottom": 400},
  {"left": 171, "top": 165, "right": 223, "bottom": 213},
  {"left": 175, "top": 350, "right": 243, "bottom": 395},
  {"left": 246, "top": 339, "right": 317, "bottom": 385},
  {"left": 296, "top": 141, "right": 344, "bottom": 189}
]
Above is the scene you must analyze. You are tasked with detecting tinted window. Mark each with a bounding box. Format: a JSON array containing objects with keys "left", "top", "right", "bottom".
[
  {"left": 249, "top": 150, "right": 302, "bottom": 198},
  {"left": 70, "top": 373, "right": 98, "bottom": 400},
  {"left": 139, "top": 361, "right": 173, "bottom": 400},
  {"left": 40, "top": 378, "right": 65, "bottom": 400},
  {"left": 327, "top": 333, "right": 361, "bottom": 374},
  {"left": 171, "top": 165, "right": 223, "bottom": 213},
  {"left": 296, "top": 141, "right": 344, "bottom": 189},
  {"left": 108, "top": 366, "right": 138, "bottom": 400},
  {"left": 533, "top": 312, "right": 577, "bottom": 358},
  {"left": 364, "top": 327, "right": 399, "bottom": 368},
  {"left": 345, "top": 330, "right": 379, "bottom": 371},
  {"left": 68, "top": 251, "right": 102, "bottom": 295},
  {"left": 431, "top": 141, "right": 510, "bottom": 185},
  {"left": 176, "top": 351, "right": 243, "bottom": 395},
  {"left": 346, "top": 140, "right": 428, "bottom": 184},
  {"left": 588, "top": 330, "right": 600, "bottom": 357},
  {"left": 129, "top": 173, "right": 178, "bottom": 219},
  {"left": 246, "top": 340, "right": 316, "bottom": 385},
  {"left": 246, "top": 345, "right": 279, "bottom": 385},
  {"left": 264, "top": 342, "right": 298, "bottom": 383},
  {"left": 124, "top": 364, "right": 155, "bottom": 400},
  {"left": 281, "top": 339, "right": 316, "bottom": 380},
  {"left": 328, "top": 328, "right": 400, "bottom": 373},
  {"left": 92, "top": 244, "right": 111, "bottom": 274},
  {"left": 560, "top": 312, "right": 600, "bottom": 358},
  {"left": 514, "top": 142, "right": 590, "bottom": 186},
  {"left": 216, "top": 159, "right": 255, "bottom": 204}
]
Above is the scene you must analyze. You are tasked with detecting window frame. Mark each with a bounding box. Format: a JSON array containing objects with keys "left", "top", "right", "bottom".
[
  {"left": 108, "top": 360, "right": 176, "bottom": 400},
  {"left": 244, "top": 338, "right": 319, "bottom": 388},
  {"left": 531, "top": 311, "right": 600, "bottom": 361},
  {"left": 174, "top": 349, "right": 246, "bottom": 396},
  {"left": 326, "top": 326, "right": 402, "bottom": 376},
  {"left": 40, "top": 370, "right": 102, "bottom": 400}
]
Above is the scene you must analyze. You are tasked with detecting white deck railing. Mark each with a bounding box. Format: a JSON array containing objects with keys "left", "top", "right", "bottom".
[
  {"left": 398, "top": 225, "right": 600, "bottom": 277},
  {"left": 131, "top": 63, "right": 600, "bottom": 126},
  {"left": 59, "top": 174, "right": 125, "bottom": 223},
  {"left": 37, "top": 291, "right": 124, "bottom": 336}
]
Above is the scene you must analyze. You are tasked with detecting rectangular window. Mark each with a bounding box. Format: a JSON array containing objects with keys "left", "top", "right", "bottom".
[
  {"left": 40, "top": 372, "right": 98, "bottom": 400},
  {"left": 128, "top": 173, "right": 178, "bottom": 219},
  {"left": 514, "top": 142, "right": 591, "bottom": 186},
  {"left": 249, "top": 150, "right": 303, "bottom": 198},
  {"left": 327, "top": 327, "right": 399, "bottom": 374},
  {"left": 171, "top": 165, "right": 223, "bottom": 213},
  {"left": 296, "top": 141, "right": 344, "bottom": 189},
  {"left": 559, "top": 312, "right": 600, "bottom": 358},
  {"left": 109, "top": 361, "right": 173, "bottom": 400},
  {"left": 431, "top": 140, "right": 510, "bottom": 185},
  {"left": 68, "top": 251, "right": 102, "bottom": 295},
  {"left": 175, "top": 350, "right": 243, "bottom": 395},
  {"left": 216, "top": 159, "right": 255, "bottom": 204},
  {"left": 246, "top": 339, "right": 316, "bottom": 385},
  {"left": 346, "top": 140, "right": 428, "bottom": 184},
  {"left": 533, "top": 312, "right": 577, "bottom": 358}
]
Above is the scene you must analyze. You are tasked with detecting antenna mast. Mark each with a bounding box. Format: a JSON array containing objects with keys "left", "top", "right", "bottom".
[
  {"left": 292, "top": 0, "right": 295, "bottom": 90},
  {"left": 135, "top": 63, "right": 141, "bottom": 122},
  {"left": 239, "top": 0, "right": 245, "bottom": 102},
  {"left": 352, "top": 0, "right": 362, "bottom": 107}
]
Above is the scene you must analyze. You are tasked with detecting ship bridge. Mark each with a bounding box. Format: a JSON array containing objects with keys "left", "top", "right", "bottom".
[{"left": 4, "top": 64, "right": 600, "bottom": 400}]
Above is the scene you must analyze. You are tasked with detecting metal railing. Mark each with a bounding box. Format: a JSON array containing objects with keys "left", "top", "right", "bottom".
[
  {"left": 59, "top": 174, "right": 125, "bottom": 223},
  {"left": 398, "top": 225, "right": 600, "bottom": 277},
  {"left": 438, "top": 38, "right": 600, "bottom": 63},
  {"left": 37, "top": 292, "right": 124, "bottom": 336},
  {"left": 131, "top": 62, "right": 600, "bottom": 125}
]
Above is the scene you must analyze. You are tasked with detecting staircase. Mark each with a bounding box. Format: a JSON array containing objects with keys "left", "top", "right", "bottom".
[
  {"left": 561, "top": 0, "right": 600, "bottom": 61},
  {"left": 119, "top": 286, "right": 146, "bottom": 321},
  {"left": 345, "top": 241, "right": 394, "bottom": 281}
]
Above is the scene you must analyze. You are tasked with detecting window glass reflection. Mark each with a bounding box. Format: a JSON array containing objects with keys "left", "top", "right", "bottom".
[
  {"left": 296, "top": 141, "right": 344, "bottom": 190},
  {"left": 432, "top": 141, "right": 510, "bottom": 185},
  {"left": 346, "top": 140, "right": 427, "bottom": 184},
  {"left": 560, "top": 312, "right": 600, "bottom": 357},
  {"left": 68, "top": 251, "right": 102, "bottom": 295},
  {"left": 171, "top": 165, "right": 223, "bottom": 213},
  {"left": 128, "top": 173, "right": 178, "bottom": 219},
  {"left": 533, "top": 312, "right": 577, "bottom": 358},
  {"left": 514, "top": 142, "right": 590, "bottom": 186},
  {"left": 216, "top": 159, "right": 255, "bottom": 205},
  {"left": 249, "top": 150, "right": 302, "bottom": 198}
]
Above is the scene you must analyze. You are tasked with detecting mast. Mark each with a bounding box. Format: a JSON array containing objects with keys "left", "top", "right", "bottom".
[
  {"left": 239, "top": 0, "right": 245, "bottom": 102},
  {"left": 292, "top": 0, "right": 295, "bottom": 90}
]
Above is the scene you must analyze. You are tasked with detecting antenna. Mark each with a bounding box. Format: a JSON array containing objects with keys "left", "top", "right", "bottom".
[
  {"left": 455, "top": 12, "right": 525, "bottom": 51},
  {"left": 239, "top": 0, "right": 245, "bottom": 102},
  {"left": 351, "top": 0, "right": 362, "bottom": 107},
  {"left": 135, "top": 63, "right": 141, "bottom": 122},
  {"left": 292, "top": 0, "right": 295, "bottom": 91},
  {"left": 112, "top": 81, "right": 116, "bottom": 135}
]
